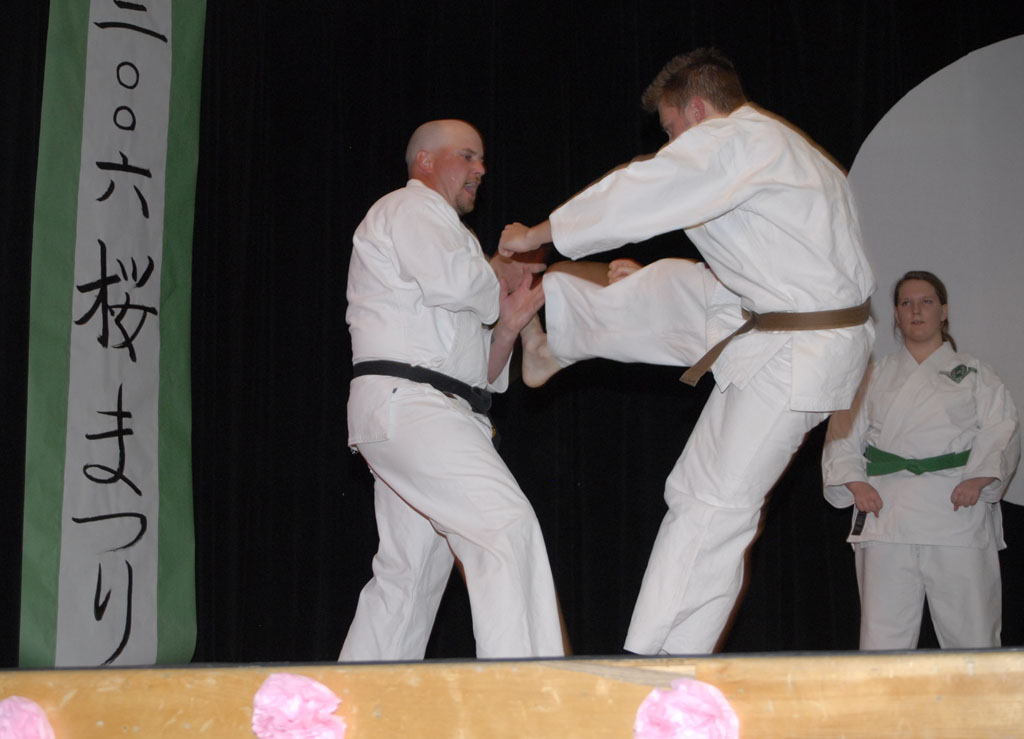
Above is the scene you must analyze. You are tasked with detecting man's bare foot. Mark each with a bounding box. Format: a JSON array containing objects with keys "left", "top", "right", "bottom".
[{"left": 520, "top": 315, "right": 564, "bottom": 388}]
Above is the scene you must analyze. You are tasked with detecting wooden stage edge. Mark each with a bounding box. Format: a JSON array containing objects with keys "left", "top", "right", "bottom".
[{"left": 2, "top": 649, "right": 1023, "bottom": 737}]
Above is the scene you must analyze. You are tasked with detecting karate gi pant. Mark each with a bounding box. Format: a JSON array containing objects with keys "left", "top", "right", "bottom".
[
  {"left": 339, "top": 387, "right": 564, "bottom": 661},
  {"left": 625, "top": 353, "right": 826, "bottom": 654},
  {"left": 544, "top": 260, "right": 825, "bottom": 655},
  {"left": 855, "top": 540, "right": 1002, "bottom": 650},
  {"left": 543, "top": 258, "right": 724, "bottom": 370}
]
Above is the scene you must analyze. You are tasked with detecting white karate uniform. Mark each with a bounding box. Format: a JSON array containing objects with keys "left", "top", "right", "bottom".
[
  {"left": 341, "top": 179, "right": 564, "bottom": 661},
  {"left": 545, "top": 105, "right": 876, "bottom": 655},
  {"left": 543, "top": 259, "right": 743, "bottom": 369},
  {"left": 822, "top": 343, "right": 1020, "bottom": 649}
]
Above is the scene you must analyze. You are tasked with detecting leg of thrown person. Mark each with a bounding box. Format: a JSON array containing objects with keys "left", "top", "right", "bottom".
[{"left": 534, "top": 259, "right": 726, "bottom": 380}]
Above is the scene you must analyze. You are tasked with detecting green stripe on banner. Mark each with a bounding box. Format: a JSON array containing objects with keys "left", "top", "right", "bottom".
[
  {"left": 20, "top": 0, "right": 91, "bottom": 669},
  {"left": 157, "top": 0, "right": 205, "bottom": 664}
]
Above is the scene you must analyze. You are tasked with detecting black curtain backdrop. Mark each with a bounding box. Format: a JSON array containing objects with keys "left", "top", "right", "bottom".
[{"left": 3, "top": 2, "right": 1023, "bottom": 667}]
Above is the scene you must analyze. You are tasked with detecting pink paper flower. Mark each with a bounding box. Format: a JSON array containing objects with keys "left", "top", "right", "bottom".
[
  {"left": 634, "top": 678, "right": 739, "bottom": 739},
  {"left": 0, "top": 696, "right": 56, "bottom": 739},
  {"left": 251, "top": 673, "right": 347, "bottom": 739}
]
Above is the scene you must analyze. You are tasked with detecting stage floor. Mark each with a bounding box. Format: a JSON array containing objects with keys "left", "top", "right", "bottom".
[{"left": 2, "top": 649, "right": 1022, "bottom": 737}]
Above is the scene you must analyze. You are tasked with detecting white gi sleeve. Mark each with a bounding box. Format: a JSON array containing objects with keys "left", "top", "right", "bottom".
[
  {"left": 391, "top": 193, "right": 499, "bottom": 324},
  {"left": 965, "top": 361, "right": 1021, "bottom": 502},
  {"left": 550, "top": 124, "right": 763, "bottom": 260},
  {"left": 821, "top": 362, "right": 874, "bottom": 508},
  {"left": 485, "top": 328, "right": 512, "bottom": 395}
]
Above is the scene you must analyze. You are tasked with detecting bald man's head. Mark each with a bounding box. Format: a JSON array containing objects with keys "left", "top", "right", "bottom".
[{"left": 406, "top": 119, "right": 486, "bottom": 215}]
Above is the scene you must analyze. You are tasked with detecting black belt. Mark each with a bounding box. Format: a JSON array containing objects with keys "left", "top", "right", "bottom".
[{"left": 352, "top": 360, "right": 492, "bottom": 415}]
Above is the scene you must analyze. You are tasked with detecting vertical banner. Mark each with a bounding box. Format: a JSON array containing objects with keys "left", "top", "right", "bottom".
[{"left": 20, "top": 0, "right": 205, "bottom": 667}]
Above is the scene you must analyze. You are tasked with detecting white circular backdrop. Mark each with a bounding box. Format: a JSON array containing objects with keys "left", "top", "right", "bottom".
[{"left": 849, "top": 34, "right": 1024, "bottom": 504}]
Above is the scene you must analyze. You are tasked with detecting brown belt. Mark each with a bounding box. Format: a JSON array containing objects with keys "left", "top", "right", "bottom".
[{"left": 679, "top": 299, "right": 871, "bottom": 386}]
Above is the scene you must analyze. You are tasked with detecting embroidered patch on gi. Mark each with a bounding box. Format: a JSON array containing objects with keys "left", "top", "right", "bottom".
[{"left": 940, "top": 364, "right": 976, "bottom": 383}]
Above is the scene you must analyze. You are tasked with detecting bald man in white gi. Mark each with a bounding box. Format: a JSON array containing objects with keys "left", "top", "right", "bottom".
[
  {"left": 340, "top": 120, "right": 563, "bottom": 661},
  {"left": 501, "top": 48, "right": 876, "bottom": 655}
]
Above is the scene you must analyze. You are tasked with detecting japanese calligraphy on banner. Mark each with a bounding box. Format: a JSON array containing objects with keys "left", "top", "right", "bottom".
[{"left": 21, "top": 0, "right": 205, "bottom": 667}]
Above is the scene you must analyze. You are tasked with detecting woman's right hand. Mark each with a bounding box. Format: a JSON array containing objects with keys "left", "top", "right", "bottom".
[{"left": 847, "top": 480, "right": 883, "bottom": 517}]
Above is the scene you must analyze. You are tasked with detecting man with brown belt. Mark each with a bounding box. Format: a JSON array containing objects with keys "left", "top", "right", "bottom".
[{"left": 499, "top": 48, "right": 875, "bottom": 655}]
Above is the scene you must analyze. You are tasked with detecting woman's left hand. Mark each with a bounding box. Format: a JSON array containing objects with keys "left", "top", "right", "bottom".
[{"left": 951, "top": 476, "right": 996, "bottom": 511}]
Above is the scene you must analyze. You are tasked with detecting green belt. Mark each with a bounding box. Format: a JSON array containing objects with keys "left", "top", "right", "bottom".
[{"left": 864, "top": 445, "right": 970, "bottom": 476}]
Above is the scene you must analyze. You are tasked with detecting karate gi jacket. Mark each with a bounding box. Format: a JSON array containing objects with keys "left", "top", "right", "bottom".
[
  {"left": 822, "top": 343, "right": 1020, "bottom": 548},
  {"left": 346, "top": 179, "right": 509, "bottom": 445},
  {"left": 549, "top": 105, "right": 875, "bottom": 411}
]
